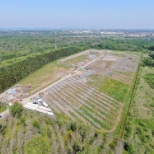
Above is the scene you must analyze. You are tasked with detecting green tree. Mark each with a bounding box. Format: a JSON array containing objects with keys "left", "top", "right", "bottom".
[
  {"left": 9, "top": 102, "right": 23, "bottom": 118},
  {"left": 149, "top": 51, "right": 154, "bottom": 59},
  {"left": 148, "top": 46, "right": 154, "bottom": 51}
]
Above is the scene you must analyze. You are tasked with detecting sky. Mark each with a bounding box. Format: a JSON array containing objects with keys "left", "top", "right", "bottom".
[{"left": 0, "top": 0, "right": 154, "bottom": 29}]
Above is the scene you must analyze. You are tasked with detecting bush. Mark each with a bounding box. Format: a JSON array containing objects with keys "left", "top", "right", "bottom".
[
  {"left": 9, "top": 102, "right": 23, "bottom": 118},
  {"left": 68, "top": 122, "right": 77, "bottom": 132},
  {"left": 140, "top": 135, "right": 151, "bottom": 144},
  {"left": 124, "top": 124, "right": 132, "bottom": 139},
  {"left": 19, "top": 117, "right": 26, "bottom": 126},
  {"left": 123, "top": 142, "right": 134, "bottom": 153},
  {"left": 109, "top": 140, "right": 117, "bottom": 149},
  {"left": 72, "top": 141, "right": 81, "bottom": 153},
  {"left": 138, "top": 122, "right": 146, "bottom": 127},
  {"left": 148, "top": 46, "right": 154, "bottom": 51},
  {"left": 33, "top": 120, "right": 40, "bottom": 130},
  {"left": 152, "top": 130, "right": 154, "bottom": 137}
]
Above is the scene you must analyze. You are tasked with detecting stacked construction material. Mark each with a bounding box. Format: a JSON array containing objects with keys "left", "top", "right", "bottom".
[{"left": 24, "top": 102, "right": 54, "bottom": 116}]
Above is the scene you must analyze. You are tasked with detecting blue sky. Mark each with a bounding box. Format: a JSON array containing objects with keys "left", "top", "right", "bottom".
[{"left": 0, "top": 0, "right": 154, "bottom": 29}]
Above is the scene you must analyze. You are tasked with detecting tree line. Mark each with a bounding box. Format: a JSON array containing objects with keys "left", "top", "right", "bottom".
[{"left": 142, "top": 48, "right": 154, "bottom": 67}]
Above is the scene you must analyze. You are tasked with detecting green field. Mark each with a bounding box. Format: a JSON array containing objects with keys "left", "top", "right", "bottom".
[
  {"left": 61, "top": 55, "right": 87, "bottom": 64},
  {"left": 0, "top": 106, "right": 7, "bottom": 113},
  {"left": 98, "top": 78, "right": 129, "bottom": 102},
  {"left": 123, "top": 66, "right": 154, "bottom": 154},
  {"left": 19, "top": 61, "right": 67, "bottom": 94}
]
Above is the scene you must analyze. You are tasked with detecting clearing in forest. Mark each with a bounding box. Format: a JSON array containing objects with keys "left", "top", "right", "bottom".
[{"left": 0, "top": 49, "right": 140, "bottom": 132}]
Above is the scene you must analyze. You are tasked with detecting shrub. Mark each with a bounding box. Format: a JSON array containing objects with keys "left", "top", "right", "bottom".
[
  {"left": 19, "top": 117, "right": 26, "bottom": 126},
  {"left": 72, "top": 141, "right": 81, "bottom": 153},
  {"left": 138, "top": 122, "right": 146, "bottom": 127},
  {"left": 140, "top": 135, "right": 151, "bottom": 144},
  {"left": 124, "top": 124, "right": 132, "bottom": 139},
  {"left": 123, "top": 142, "right": 134, "bottom": 153},
  {"left": 33, "top": 120, "right": 40, "bottom": 130},
  {"left": 152, "top": 130, "right": 154, "bottom": 137},
  {"left": 109, "top": 140, "right": 117, "bottom": 149},
  {"left": 68, "top": 122, "right": 77, "bottom": 132}
]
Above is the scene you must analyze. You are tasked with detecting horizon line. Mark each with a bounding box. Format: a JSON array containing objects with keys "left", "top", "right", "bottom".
[{"left": 0, "top": 28, "right": 154, "bottom": 31}]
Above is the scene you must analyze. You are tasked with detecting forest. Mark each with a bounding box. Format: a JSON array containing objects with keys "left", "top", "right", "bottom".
[
  {"left": 0, "top": 31, "right": 154, "bottom": 93},
  {"left": 0, "top": 105, "right": 119, "bottom": 154}
]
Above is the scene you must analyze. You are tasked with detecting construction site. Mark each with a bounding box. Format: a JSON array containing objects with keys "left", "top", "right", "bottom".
[{"left": 0, "top": 49, "right": 140, "bottom": 131}]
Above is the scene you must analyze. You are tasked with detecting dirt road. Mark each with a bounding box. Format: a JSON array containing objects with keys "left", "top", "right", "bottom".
[{"left": 0, "top": 109, "right": 9, "bottom": 119}]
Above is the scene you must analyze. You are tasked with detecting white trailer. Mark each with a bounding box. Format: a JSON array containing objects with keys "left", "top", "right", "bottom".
[
  {"left": 47, "top": 112, "right": 54, "bottom": 116},
  {"left": 42, "top": 102, "right": 48, "bottom": 107}
]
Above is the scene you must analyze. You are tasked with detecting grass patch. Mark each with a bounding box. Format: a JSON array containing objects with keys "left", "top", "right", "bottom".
[
  {"left": 61, "top": 55, "right": 87, "bottom": 65},
  {"left": 134, "top": 119, "right": 154, "bottom": 130},
  {"left": 19, "top": 61, "right": 68, "bottom": 94},
  {"left": 20, "top": 61, "right": 63, "bottom": 85},
  {"left": 99, "top": 78, "right": 129, "bottom": 102},
  {"left": 0, "top": 106, "right": 7, "bottom": 113}
]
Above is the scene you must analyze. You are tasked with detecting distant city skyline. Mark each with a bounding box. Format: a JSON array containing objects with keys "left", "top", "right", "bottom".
[{"left": 0, "top": 0, "right": 154, "bottom": 29}]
